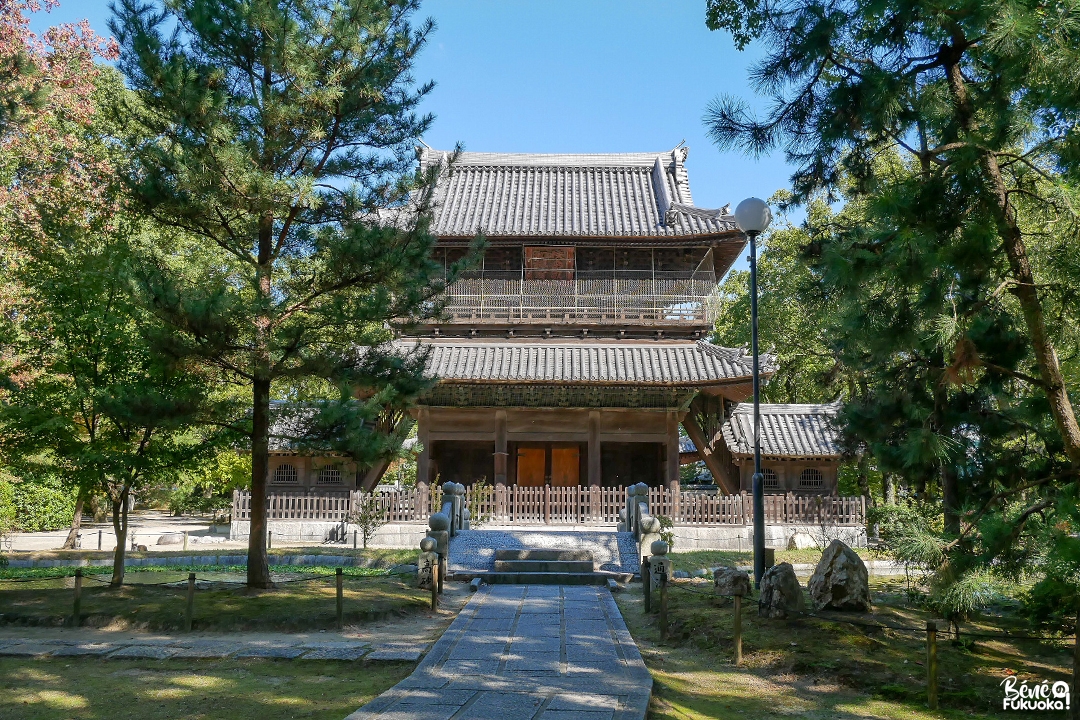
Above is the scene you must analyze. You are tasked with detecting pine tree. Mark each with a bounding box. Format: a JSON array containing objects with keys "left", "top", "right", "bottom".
[
  {"left": 705, "top": 0, "right": 1080, "bottom": 465},
  {"left": 110, "top": 0, "right": 457, "bottom": 587},
  {"left": 704, "top": 0, "right": 1080, "bottom": 615}
]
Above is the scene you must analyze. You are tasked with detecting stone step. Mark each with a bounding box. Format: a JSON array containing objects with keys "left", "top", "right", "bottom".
[
  {"left": 452, "top": 570, "right": 634, "bottom": 586},
  {"left": 494, "top": 548, "right": 593, "bottom": 562},
  {"left": 493, "top": 559, "right": 595, "bottom": 573}
]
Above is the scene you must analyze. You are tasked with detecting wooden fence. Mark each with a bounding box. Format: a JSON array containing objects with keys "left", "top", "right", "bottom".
[{"left": 233, "top": 487, "right": 866, "bottom": 527}]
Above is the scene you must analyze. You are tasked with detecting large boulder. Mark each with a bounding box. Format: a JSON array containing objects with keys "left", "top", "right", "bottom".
[
  {"left": 808, "top": 539, "right": 870, "bottom": 611},
  {"left": 713, "top": 566, "right": 751, "bottom": 597},
  {"left": 758, "top": 562, "right": 805, "bottom": 618}
]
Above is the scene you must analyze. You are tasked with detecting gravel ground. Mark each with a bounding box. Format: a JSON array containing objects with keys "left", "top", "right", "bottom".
[{"left": 448, "top": 529, "right": 639, "bottom": 573}]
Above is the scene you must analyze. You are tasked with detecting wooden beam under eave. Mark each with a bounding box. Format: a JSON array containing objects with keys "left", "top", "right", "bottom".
[{"left": 681, "top": 413, "right": 739, "bottom": 495}]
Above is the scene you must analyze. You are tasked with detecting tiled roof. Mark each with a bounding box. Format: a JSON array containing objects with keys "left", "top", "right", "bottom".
[
  {"left": 394, "top": 339, "right": 774, "bottom": 386},
  {"left": 721, "top": 403, "right": 842, "bottom": 459},
  {"left": 420, "top": 147, "right": 739, "bottom": 239}
]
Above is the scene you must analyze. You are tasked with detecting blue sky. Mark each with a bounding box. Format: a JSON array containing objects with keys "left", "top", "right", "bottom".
[{"left": 31, "top": 1, "right": 795, "bottom": 271}]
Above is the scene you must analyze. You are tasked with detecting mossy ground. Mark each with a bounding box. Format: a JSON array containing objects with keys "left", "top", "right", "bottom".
[
  {"left": 615, "top": 577, "right": 1071, "bottom": 719},
  {"left": 0, "top": 657, "right": 412, "bottom": 720},
  {"left": 0, "top": 572, "right": 429, "bottom": 632}
]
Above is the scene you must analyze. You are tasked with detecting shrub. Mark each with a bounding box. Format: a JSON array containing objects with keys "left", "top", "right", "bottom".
[{"left": 11, "top": 476, "right": 76, "bottom": 532}]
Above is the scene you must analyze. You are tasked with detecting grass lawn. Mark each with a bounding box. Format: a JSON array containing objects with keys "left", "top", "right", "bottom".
[
  {"left": 615, "top": 578, "right": 1072, "bottom": 719},
  {"left": 0, "top": 656, "right": 412, "bottom": 720},
  {"left": 7, "top": 547, "right": 417, "bottom": 566},
  {"left": 1, "top": 573, "right": 431, "bottom": 632}
]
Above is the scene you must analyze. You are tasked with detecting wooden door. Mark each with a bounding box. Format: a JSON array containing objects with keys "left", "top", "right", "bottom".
[
  {"left": 516, "top": 447, "right": 546, "bottom": 486},
  {"left": 550, "top": 446, "right": 580, "bottom": 487}
]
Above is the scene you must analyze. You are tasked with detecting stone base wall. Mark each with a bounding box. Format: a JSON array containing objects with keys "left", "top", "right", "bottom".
[
  {"left": 669, "top": 523, "right": 866, "bottom": 551},
  {"left": 230, "top": 520, "right": 428, "bottom": 549}
]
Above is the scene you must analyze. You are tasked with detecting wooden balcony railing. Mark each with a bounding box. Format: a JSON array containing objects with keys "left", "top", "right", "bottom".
[
  {"left": 233, "top": 487, "right": 867, "bottom": 527},
  {"left": 435, "top": 274, "right": 722, "bottom": 326}
]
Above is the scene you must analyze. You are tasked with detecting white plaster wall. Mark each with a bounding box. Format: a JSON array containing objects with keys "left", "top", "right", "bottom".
[
  {"left": 668, "top": 523, "right": 866, "bottom": 551},
  {"left": 230, "top": 520, "right": 428, "bottom": 549}
]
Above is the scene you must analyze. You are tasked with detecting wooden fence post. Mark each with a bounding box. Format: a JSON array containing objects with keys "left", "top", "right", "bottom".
[
  {"left": 72, "top": 569, "right": 82, "bottom": 628},
  {"left": 268, "top": 531, "right": 272, "bottom": 550},
  {"left": 185, "top": 573, "right": 195, "bottom": 631},
  {"left": 183, "top": 531, "right": 188, "bottom": 551},
  {"left": 336, "top": 568, "right": 344, "bottom": 630},
  {"left": 97, "top": 530, "right": 102, "bottom": 551},
  {"left": 659, "top": 571, "right": 669, "bottom": 641},
  {"left": 733, "top": 594, "right": 743, "bottom": 666},
  {"left": 926, "top": 620, "right": 938, "bottom": 710},
  {"left": 642, "top": 556, "right": 651, "bottom": 613}
]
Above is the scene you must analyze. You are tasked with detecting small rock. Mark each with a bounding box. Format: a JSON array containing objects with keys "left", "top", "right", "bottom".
[
  {"left": 713, "top": 566, "right": 751, "bottom": 597},
  {"left": 693, "top": 568, "right": 711, "bottom": 579},
  {"left": 758, "top": 562, "right": 804, "bottom": 618},
  {"left": 672, "top": 570, "right": 690, "bottom": 579},
  {"left": 156, "top": 533, "right": 184, "bottom": 546},
  {"left": 808, "top": 539, "right": 870, "bottom": 611}
]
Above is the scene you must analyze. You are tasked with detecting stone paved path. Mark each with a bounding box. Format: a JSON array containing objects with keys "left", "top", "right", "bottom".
[
  {"left": 0, "top": 634, "right": 420, "bottom": 661},
  {"left": 346, "top": 584, "right": 651, "bottom": 720}
]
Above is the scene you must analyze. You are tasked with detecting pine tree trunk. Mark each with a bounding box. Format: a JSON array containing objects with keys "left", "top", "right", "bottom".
[
  {"left": 942, "top": 466, "right": 960, "bottom": 536},
  {"left": 882, "top": 473, "right": 895, "bottom": 504},
  {"left": 247, "top": 375, "right": 272, "bottom": 588},
  {"left": 110, "top": 490, "right": 128, "bottom": 587},
  {"left": 943, "top": 46, "right": 1080, "bottom": 466},
  {"left": 62, "top": 494, "right": 85, "bottom": 549},
  {"left": 856, "top": 455, "right": 874, "bottom": 507}
]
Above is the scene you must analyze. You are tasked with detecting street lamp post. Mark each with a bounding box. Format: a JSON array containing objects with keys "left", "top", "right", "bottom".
[{"left": 733, "top": 197, "right": 772, "bottom": 589}]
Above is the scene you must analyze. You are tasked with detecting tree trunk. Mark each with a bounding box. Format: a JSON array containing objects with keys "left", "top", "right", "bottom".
[
  {"left": 882, "top": 472, "right": 895, "bottom": 505},
  {"left": 247, "top": 375, "right": 272, "bottom": 588},
  {"left": 942, "top": 466, "right": 960, "bottom": 536},
  {"left": 856, "top": 454, "right": 874, "bottom": 507},
  {"left": 942, "top": 46, "right": 1080, "bottom": 466},
  {"left": 62, "top": 494, "right": 85, "bottom": 549},
  {"left": 110, "top": 489, "right": 128, "bottom": 587}
]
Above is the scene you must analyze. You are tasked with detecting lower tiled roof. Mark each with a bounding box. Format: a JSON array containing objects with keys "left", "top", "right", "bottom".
[
  {"left": 393, "top": 339, "right": 773, "bottom": 386},
  {"left": 721, "top": 403, "right": 842, "bottom": 459}
]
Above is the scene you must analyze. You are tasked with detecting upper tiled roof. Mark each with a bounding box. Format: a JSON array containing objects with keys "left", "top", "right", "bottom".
[
  {"left": 393, "top": 338, "right": 774, "bottom": 386},
  {"left": 721, "top": 403, "right": 842, "bottom": 459},
  {"left": 419, "top": 147, "right": 738, "bottom": 239}
]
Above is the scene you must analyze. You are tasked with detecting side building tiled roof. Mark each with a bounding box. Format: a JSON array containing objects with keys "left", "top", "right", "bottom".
[
  {"left": 393, "top": 339, "right": 776, "bottom": 386},
  {"left": 420, "top": 147, "right": 739, "bottom": 239},
  {"left": 721, "top": 403, "right": 843, "bottom": 459}
]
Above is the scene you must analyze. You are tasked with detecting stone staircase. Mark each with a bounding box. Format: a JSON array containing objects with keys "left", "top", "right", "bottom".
[{"left": 448, "top": 529, "right": 638, "bottom": 585}]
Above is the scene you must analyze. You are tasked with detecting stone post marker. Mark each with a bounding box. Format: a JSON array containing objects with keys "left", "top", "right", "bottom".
[
  {"left": 650, "top": 540, "right": 671, "bottom": 639},
  {"left": 648, "top": 540, "right": 671, "bottom": 603}
]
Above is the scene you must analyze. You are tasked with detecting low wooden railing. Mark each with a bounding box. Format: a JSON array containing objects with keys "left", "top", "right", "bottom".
[{"left": 233, "top": 487, "right": 866, "bottom": 527}]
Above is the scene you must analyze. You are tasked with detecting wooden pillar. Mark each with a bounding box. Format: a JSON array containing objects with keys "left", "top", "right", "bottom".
[
  {"left": 416, "top": 408, "right": 431, "bottom": 492},
  {"left": 494, "top": 410, "right": 508, "bottom": 488},
  {"left": 588, "top": 410, "right": 601, "bottom": 520},
  {"left": 588, "top": 411, "right": 601, "bottom": 487},
  {"left": 666, "top": 412, "right": 680, "bottom": 491},
  {"left": 667, "top": 412, "right": 681, "bottom": 520}
]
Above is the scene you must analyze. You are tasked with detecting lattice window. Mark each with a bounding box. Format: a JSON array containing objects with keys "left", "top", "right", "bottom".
[
  {"left": 763, "top": 468, "right": 779, "bottom": 489},
  {"left": 799, "top": 468, "right": 824, "bottom": 489},
  {"left": 318, "top": 465, "right": 343, "bottom": 485},
  {"left": 273, "top": 463, "right": 298, "bottom": 484}
]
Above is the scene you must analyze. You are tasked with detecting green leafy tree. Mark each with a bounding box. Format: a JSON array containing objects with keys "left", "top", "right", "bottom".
[
  {"left": 0, "top": 65, "right": 213, "bottom": 585},
  {"left": 704, "top": 0, "right": 1080, "bottom": 617},
  {"left": 712, "top": 194, "right": 847, "bottom": 404},
  {"left": 110, "top": 0, "right": 464, "bottom": 587}
]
